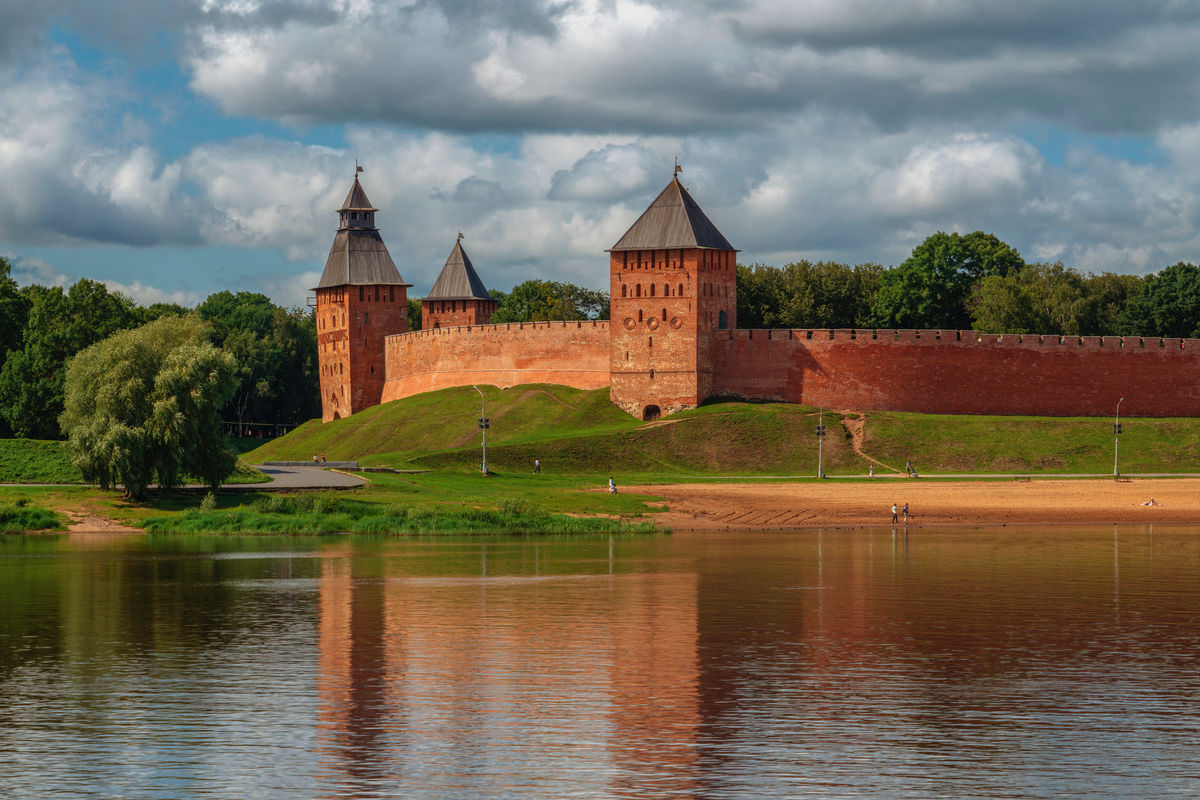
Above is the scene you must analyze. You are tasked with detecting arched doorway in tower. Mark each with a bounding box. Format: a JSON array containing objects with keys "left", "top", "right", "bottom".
[
  {"left": 642, "top": 405, "right": 661, "bottom": 421},
  {"left": 718, "top": 310, "right": 728, "bottom": 329}
]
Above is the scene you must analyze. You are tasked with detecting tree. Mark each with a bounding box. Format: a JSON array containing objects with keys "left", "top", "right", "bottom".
[
  {"left": 407, "top": 296, "right": 422, "bottom": 331},
  {"left": 0, "top": 279, "right": 140, "bottom": 438},
  {"left": 1083, "top": 272, "right": 1144, "bottom": 336},
  {"left": 196, "top": 292, "right": 319, "bottom": 427},
  {"left": 490, "top": 280, "right": 609, "bottom": 323},
  {"left": 737, "top": 261, "right": 883, "bottom": 329},
  {"left": 60, "top": 316, "right": 238, "bottom": 498},
  {"left": 0, "top": 256, "right": 30, "bottom": 361},
  {"left": 1117, "top": 262, "right": 1200, "bottom": 338},
  {"left": 873, "top": 231, "right": 1024, "bottom": 329}
]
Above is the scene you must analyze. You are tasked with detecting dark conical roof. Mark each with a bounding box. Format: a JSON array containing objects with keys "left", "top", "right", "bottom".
[
  {"left": 339, "top": 176, "right": 377, "bottom": 211},
  {"left": 314, "top": 175, "right": 409, "bottom": 289},
  {"left": 426, "top": 239, "right": 492, "bottom": 300},
  {"left": 608, "top": 177, "right": 735, "bottom": 252}
]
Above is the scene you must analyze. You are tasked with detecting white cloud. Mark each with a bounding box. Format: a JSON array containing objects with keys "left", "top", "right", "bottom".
[
  {"left": 101, "top": 279, "right": 202, "bottom": 307},
  {"left": 10, "top": 0, "right": 1200, "bottom": 309},
  {"left": 869, "top": 134, "right": 1039, "bottom": 217}
]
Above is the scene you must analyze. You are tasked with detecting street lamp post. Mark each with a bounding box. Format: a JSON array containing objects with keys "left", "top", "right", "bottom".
[
  {"left": 816, "top": 407, "right": 827, "bottom": 479},
  {"left": 1113, "top": 397, "right": 1124, "bottom": 478},
  {"left": 473, "top": 385, "right": 489, "bottom": 474}
]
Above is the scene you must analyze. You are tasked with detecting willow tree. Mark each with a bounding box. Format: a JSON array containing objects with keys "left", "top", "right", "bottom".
[{"left": 60, "top": 315, "right": 239, "bottom": 498}]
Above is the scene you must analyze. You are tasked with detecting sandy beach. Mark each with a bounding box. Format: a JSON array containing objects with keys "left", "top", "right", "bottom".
[{"left": 641, "top": 477, "right": 1200, "bottom": 530}]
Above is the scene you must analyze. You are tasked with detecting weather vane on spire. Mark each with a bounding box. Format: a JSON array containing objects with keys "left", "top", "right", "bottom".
[
  {"left": 674, "top": 156, "right": 682, "bottom": 177},
  {"left": 457, "top": 230, "right": 464, "bottom": 241},
  {"left": 355, "top": 159, "right": 363, "bottom": 175}
]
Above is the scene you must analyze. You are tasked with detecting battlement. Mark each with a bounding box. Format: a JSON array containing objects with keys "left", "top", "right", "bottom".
[
  {"left": 385, "top": 318, "right": 609, "bottom": 346},
  {"left": 721, "top": 328, "right": 1196, "bottom": 352}
]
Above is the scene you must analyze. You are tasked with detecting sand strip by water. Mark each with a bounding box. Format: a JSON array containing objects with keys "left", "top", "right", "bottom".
[{"left": 640, "top": 478, "right": 1200, "bottom": 530}]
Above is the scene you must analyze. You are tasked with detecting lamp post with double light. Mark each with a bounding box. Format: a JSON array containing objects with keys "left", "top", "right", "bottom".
[
  {"left": 816, "top": 407, "right": 827, "bottom": 479},
  {"left": 473, "top": 385, "right": 489, "bottom": 475},
  {"left": 1113, "top": 396, "right": 1124, "bottom": 478}
]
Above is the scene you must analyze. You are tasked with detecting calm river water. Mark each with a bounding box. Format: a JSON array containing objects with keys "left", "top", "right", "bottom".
[{"left": 1, "top": 527, "right": 1199, "bottom": 799}]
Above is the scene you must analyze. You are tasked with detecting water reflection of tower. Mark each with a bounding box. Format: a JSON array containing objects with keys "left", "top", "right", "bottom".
[
  {"left": 316, "top": 548, "right": 398, "bottom": 792},
  {"left": 606, "top": 572, "right": 701, "bottom": 799},
  {"left": 313, "top": 541, "right": 705, "bottom": 798}
]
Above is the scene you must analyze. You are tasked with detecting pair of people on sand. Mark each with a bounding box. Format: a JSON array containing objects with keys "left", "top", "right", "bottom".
[{"left": 891, "top": 502, "right": 909, "bottom": 523}]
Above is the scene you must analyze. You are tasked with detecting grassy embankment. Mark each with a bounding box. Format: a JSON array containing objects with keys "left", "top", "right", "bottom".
[
  {"left": 247, "top": 383, "right": 1200, "bottom": 476},
  {"left": 0, "top": 438, "right": 270, "bottom": 485},
  {"left": 6, "top": 383, "right": 1200, "bottom": 533}
]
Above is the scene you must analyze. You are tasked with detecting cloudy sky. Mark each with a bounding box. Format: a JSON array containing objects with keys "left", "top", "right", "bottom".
[{"left": 4, "top": 0, "right": 1200, "bottom": 308}]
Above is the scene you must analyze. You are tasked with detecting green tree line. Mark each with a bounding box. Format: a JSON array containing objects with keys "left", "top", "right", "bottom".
[
  {"left": 4, "top": 234, "right": 1196, "bottom": 444},
  {"left": 738, "top": 231, "right": 1198, "bottom": 339},
  {"left": 0, "top": 257, "right": 318, "bottom": 439}
]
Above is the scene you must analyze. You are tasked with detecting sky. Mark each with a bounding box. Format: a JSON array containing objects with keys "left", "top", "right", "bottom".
[{"left": 4, "top": 1, "right": 1200, "bottom": 309}]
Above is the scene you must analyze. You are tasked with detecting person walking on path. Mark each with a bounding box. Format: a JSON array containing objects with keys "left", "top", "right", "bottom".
[
  {"left": 868, "top": 464, "right": 875, "bottom": 479},
  {"left": 534, "top": 458, "right": 541, "bottom": 474},
  {"left": 891, "top": 503, "right": 899, "bottom": 524},
  {"left": 608, "top": 477, "right": 618, "bottom": 494},
  {"left": 904, "top": 460, "right": 912, "bottom": 476}
]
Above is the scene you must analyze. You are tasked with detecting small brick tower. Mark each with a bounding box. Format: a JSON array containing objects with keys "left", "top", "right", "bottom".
[
  {"left": 608, "top": 170, "right": 738, "bottom": 419},
  {"left": 314, "top": 170, "right": 412, "bottom": 421},
  {"left": 421, "top": 234, "right": 497, "bottom": 329}
]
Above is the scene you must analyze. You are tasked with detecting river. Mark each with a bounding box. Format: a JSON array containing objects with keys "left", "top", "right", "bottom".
[{"left": 1, "top": 527, "right": 1197, "bottom": 798}]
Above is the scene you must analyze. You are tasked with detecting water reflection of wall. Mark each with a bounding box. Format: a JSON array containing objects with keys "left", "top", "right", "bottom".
[{"left": 314, "top": 545, "right": 699, "bottom": 799}]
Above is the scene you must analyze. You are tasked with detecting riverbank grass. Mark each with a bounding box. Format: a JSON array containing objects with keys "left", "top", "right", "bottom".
[
  {"left": 0, "top": 498, "right": 62, "bottom": 533},
  {"left": 145, "top": 494, "right": 655, "bottom": 535}
]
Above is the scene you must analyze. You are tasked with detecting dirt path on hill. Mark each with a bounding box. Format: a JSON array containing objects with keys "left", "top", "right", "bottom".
[
  {"left": 640, "top": 478, "right": 1200, "bottom": 530},
  {"left": 837, "top": 410, "right": 901, "bottom": 475}
]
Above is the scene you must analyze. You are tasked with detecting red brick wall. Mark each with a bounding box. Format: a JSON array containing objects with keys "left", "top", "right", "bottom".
[
  {"left": 317, "top": 284, "right": 409, "bottom": 422},
  {"left": 381, "top": 320, "right": 610, "bottom": 403},
  {"left": 421, "top": 298, "right": 497, "bottom": 330},
  {"left": 711, "top": 329, "right": 1200, "bottom": 417},
  {"left": 609, "top": 247, "right": 737, "bottom": 418}
]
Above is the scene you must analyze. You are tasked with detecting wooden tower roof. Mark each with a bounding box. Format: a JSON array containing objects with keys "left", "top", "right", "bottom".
[
  {"left": 426, "top": 237, "right": 492, "bottom": 301},
  {"left": 315, "top": 173, "right": 410, "bottom": 289},
  {"left": 608, "top": 177, "right": 736, "bottom": 252}
]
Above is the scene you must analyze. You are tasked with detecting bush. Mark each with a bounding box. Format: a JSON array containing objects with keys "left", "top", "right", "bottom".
[{"left": 0, "top": 499, "right": 61, "bottom": 532}]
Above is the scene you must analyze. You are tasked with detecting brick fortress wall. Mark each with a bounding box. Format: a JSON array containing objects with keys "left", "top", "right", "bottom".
[
  {"left": 381, "top": 320, "right": 611, "bottom": 403},
  {"left": 711, "top": 328, "right": 1200, "bottom": 417},
  {"left": 317, "top": 283, "right": 409, "bottom": 421}
]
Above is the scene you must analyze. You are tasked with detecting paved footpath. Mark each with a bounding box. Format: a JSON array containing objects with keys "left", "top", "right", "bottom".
[
  {"left": 232, "top": 464, "right": 366, "bottom": 490},
  {"left": 0, "top": 465, "right": 367, "bottom": 491}
]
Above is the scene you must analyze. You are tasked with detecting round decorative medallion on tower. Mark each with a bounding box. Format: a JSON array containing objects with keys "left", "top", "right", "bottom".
[{"left": 313, "top": 168, "right": 413, "bottom": 422}]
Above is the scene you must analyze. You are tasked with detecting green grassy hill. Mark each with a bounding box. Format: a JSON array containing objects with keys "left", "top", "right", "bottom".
[
  {"left": 246, "top": 384, "right": 1200, "bottom": 476},
  {"left": 248, "top": 384, "right": 864, "bottom": 475}
]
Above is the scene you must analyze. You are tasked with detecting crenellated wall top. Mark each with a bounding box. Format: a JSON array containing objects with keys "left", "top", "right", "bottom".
[
  {"left": 385, "top": 319, "right": 610, "bottom": 343},
  {"left": 718, "top": 328, "right": 1196, "bottom": 350}
]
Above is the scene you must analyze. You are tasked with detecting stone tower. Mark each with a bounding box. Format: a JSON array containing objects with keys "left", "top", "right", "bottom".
[
  {"left": 421, "top": 235, "right": 497, "bottom": 329},
  {"left": 608, "top": 174, "right": 737, "bottom": 419},
  {"left": 314, "top": 172, "right": 412, "bottom": 421}
]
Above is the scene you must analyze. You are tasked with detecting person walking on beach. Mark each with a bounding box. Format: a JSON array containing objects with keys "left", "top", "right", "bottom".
[
  {"left": 891, "top": 503, "right": 898, "bottom": 524},
  {"left": 902, "top": 502, "right": 909, "bottom": 523}
]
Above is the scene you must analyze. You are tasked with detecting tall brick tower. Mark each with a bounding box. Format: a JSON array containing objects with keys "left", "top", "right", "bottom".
[
  {"left": 608, "top": 171, "right": 737, "bottom": 419},
  {"left": 314, "top": 171, "right": 412, "bottom": 421},
  {"left": 421, "top": 234, "right": 497, "bottom": 329}
]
